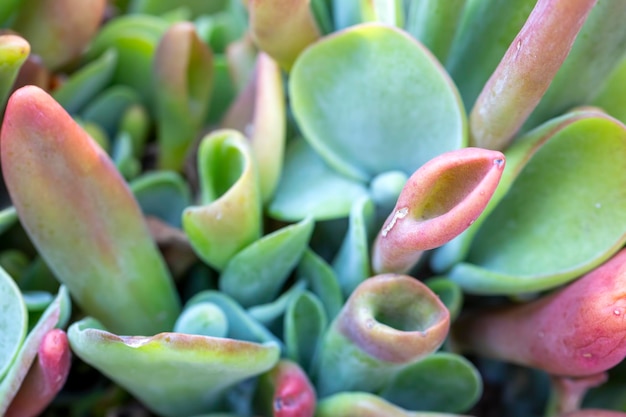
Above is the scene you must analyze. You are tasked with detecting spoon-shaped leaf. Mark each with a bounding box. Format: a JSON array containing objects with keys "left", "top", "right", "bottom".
[
  {"left": 248, "top": 0, "right": 321, "bottom": 70},
  {"left": 380, "top": 352, "right": 482, "bottom": 413},
  {"left": 1, "top": 86, "right": 180, "bottom": 335},
  {"left": 372, "top": 148, "right": 505, "bottom": 274},
  {"left": 290, "top": 23, "right": 466, "bottom": 182},
  {"left": 316, "top": 274, "right": 450, "bottom": 397},
  {"left": 222, "top": 52, "right": 285, "bottom": 202},
  {"left": 449, "top": 112, "right": 626, "bottom": 294},
  {"left": 68, "top": 317, "right": 280, "bottom": 417},
  {"left": 0, "top": 266, "right": 27, "bottom": 380},
  {"left": 11, "top": 0, "right": 106, "bottom": 71},
  {"left": 219, "top": 217, "right": 314, "bottom": 307},
  {"left": 154, "top": 22, "right": 214, "bottom": 171},
  {"left": 469, "top": 0, "right": 598, "bottom": 150},
  {"left": 183, "top": 129, "right": 262, "bottom": 271},
  {"left": 452, "top": 249, "right": 626, "bottom": 377},
  {"left": 5, "top": 329, "right": 71, "bottom": 417}
]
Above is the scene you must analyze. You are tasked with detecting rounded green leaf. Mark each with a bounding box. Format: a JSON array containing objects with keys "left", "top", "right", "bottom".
[
  {"left": 174, "top": 302, "right": 229, "bottom": 338},
  {"left": 290, "top": 23, "right": 466, "bottom": 182},
  {"left": 380, "top": 352, "right": 482, "bottom": 413},
  {"left": 219, "top": 217, "right": 315, "bottom": 307},
  {"left": 0, "top": 267, "right": 27, "bottom": 380},
  {"left": 451, "top": 114, "right": 626, "bottom": 294},
  {"left": 131, "top": 170, "right": 192, "bottom": 228}
]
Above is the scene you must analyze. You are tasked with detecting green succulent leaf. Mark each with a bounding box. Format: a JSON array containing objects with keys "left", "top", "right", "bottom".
[
  {"left": 425, "top": 278, "right": 463, "bottom": 322},
  {"left": 128, "top": 0, "right": 228, "bottom": 17},
  {"left": 593, "top": 54, "right": 626, "bottom": 125},
  {"left": 247, "top": 280, "right": 307, "bottom": 327},
  {"left": 68, "top": 317, "right": 280, "bottom": 417},
  {"left": 269, "top": 139, "right": 369, "bottom": 221},
  {"left": 450, "top": 112, "right": 626, "bottom": 294},
  {"left": 284, "top": 291, "right": 328, "bottom": 374},
  {"left": 297, "top": 249, "right": 344, "bottom": 321},
  {"left": 0, "top": 34, "right": 29, "bottom": 114},
  {"left": 0, "top": 266, "right": 27, "bottom": 381},
  {"left": 0, "top": 207, "right": 18, "bottom": 236},
  {"left": 174, "top": 302, "right": 229, "bottom": 338},
  {"left": 131, "top": 171, "right": 192, "bottom": 228},
  {"left": 0, "top": 286, "right": 70, "bottom": 415},
  {"left": 332, "top": 195, "right": 375, "bottom": 298},
  {"left": 52, "top": 48, "right": 118, "bottom": 115},
  {"left": 219, "top": 217, "right": 314, "bottom": 307},
  {"left": 290, "top": 23, "right": 466, "bottom": 182},
  {"left": 81, "top": 85, "right": 142, "bottom": 137},
  {"left": 380, "top": 352, "right": 482, "bottom": 413}
]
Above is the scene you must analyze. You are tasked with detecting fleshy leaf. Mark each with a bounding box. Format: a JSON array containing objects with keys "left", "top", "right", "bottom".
[
  {"left": 0, "top": 266, "right": 27, "bottom": 380},
  {"left": 284, "top": 291, "right": 327, "bottom": 374},
  {"left": 297, "top": 249, "right": 344, "bottom": 320},
  {"left": 360, "top": 0, "right": 404, "bottom": 27},
  {"left": 380, "top": 352, "right": 482, "bottom": 413},
  {"left": 268, "top": 139, "right": 369, "bottom": 221},
  {"left": 0, "top": 286, "right": 70, "bottom": 415},
  {"left": 452, "top": 249, "right": 626, "bottom": 377},
  {"left": 11, "top": 0, "right": 106, "bottom": 70},
  {"left": 80, "top": 85, "right": 142, "bottom": 137},
  {"left": 593, "top": 55, "right": 626, "bottom": 125},
  {"left": 316, "top": 274, "right": 450, "bottom": 397},
  {"left": 68, "top": 317, "right": 280, "bottom": 417},
  {"left": 248, "top": 0, "right": 321, "bottom": 70},
  {"left": 290, "top": 23, "right": 466, "bottom": 182},
  {"left": 5, "top": 329, "right": 71, "bottom": 417},
  {"left": 254, "top": 360, "right": 316, "bottom": 417},
  {"left": 0, "top": 34, "right": 29, "bottom": 114},
  {"left": 219, "top": 217, "right": 314, "bottom": 307},
  {"left": 131, "top": 170, "right": 192, "bottom": 228},
  {"left": 316, "top": 392, "right": 471, "bottom": 417},
  {"left": 1, "top": 86, "right": 180, "bottom": 335},
  {"left": 449, "top": 112, "right": 626, "bottom": 294},
  {"left": 425, "top": 278, "right": 463, "bottom": 322},
  {"left": 183, "top": 129, "right": 262, "bottom": 271},
  {"left": 0, "top": 206, "right": 18, "bottom": 235},
  {"left": 128, "top": 0, "right": 228, "bottom": 16},
  {"left": 372, "top": 148, "right": 505, "bottom": 274},
  {"left": 154, "top": 21, "right": 214, "bottom": 171},
  {"left": 248, "top": 281, "right": 307, "bottom": 327},
  {"left": 332, "top": 195, "right": 375, "bottom": 297},
  {"left": 222, "top": 52, "right": 285, "bottom": 202},
  {"left": 469, "top": 0, "right": 598, "bottom": 150},
  {"left": 52, "top": 48, "right": 118, "bottom": 114}
]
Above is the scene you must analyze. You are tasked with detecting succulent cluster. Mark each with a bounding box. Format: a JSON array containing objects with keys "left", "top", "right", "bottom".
[{"left": 0, "top": 0, "right": 626, "bottom": 416}]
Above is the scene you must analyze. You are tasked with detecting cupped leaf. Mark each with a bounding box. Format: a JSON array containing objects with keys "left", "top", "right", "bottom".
[
  {"left": 52, "top": 48, "right": 118, "bottom": 115},
  {"left": 5, "top": 329, "right": 71, "bottom": 417},
  {"left": 268, "top": 139, "right": 369, "bottom": 221},
  {"left": 222, "top": 52, "right": 285, "bottom": 202},
  {"left": 469, "top": 0, "right": 598, "bottom": 150},
  {"left": 183, "top": 129, "right": 262, "bottom": 271},
  {"left": 68, "top": 317, "right": 280, "bottom": 417},
  {"left": 0, "top": 286, "right": 70, "bottom": 415},
  {"left": 131, "top": 171, "right": 192, "bottom": 228},
  {"left": 332, "top": 195, "right": 375, "bottom": 297},
  {"left": 290, "top": 23, "right": 466, "bottom": 182},
  {"left": 219, "top": 217, "right": 314, "bottom": 307},
  {"left": 11, "top": 0, "right": 106, "bottom": 70},
  {"left": 316, "top": 392, "right": 471, "bottom": 417},
  {"left": 248, "top": 0, "right": 321, "bottom": 70},
  {"left": 372, "top": 148, "right": 505, "bottom": 274},
  {"left": 1, "top": 86, "right": 180, "bottom": 335},
  {"left": 316, "top": 274, "right": 450, "bottom": 397},
  {"left": 254, "top": 360, "right": 316, "bottom": 417},
  {"left": 0, "top": 34, "right": 29, "bottom": 114},
  {"left": 154, "top": 21, "right": 214, "bottom": 171},
  {"left": 380, "top": 352, "right": 482, "bottom": 413},
  {"left": 284, "top": 291, "right": 328, "bottom": 374},
  {"left": 0, "top": 266, "right": 27, "bottom": 380},
  {"left": 450, "top": 112, "right": 626, "bottom": 294},
  {"left": 453, "top": 248, "right": 626, "bottom": 377}
]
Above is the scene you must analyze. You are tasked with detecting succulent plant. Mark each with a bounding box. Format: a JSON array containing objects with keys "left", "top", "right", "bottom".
[{"left": 0, "top": 0, "right": 626, "bottom": 416}]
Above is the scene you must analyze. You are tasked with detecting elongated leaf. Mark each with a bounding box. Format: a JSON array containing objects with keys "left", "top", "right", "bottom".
[
  {"left": 219, "top": 217, "right": 314, "bottom": 307},
  {"left": 297, "top": 249, "right": 344, "bottom": 320},
  {"left": 0, "top": 266, "right": 27, "bottom": 380},
  {"left": 68, "top": 317, "right": 280, "bottom": 417},
  {"left": 1, "top": 86, "right": 180, "bottom": 335},
  {"left": 81, "top": 85, "right": 141, "bottom": 137},
  {"left": 284, "top": 291, "right": 327, "bottom": 374},
  {"left": 290, "top": 23, "right": 466, "bottom": 182}
]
